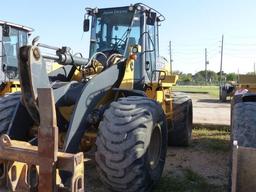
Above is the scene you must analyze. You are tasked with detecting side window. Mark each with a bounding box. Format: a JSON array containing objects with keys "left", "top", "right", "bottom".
[
  {"left": 102, "top": 24, "right": 107, "bottom": 42},
  {"left": 19, "top": 31, "right": 27, "bottom": 47},
  {"left": 97, "top": 22, "right": 107, "bottom": 51},
  {"left": 0, "top": 26, "right": 2, "bottom": 57},
  {"left": 0, "top": 26, "right": 3, "bottom": 80},
  {"left": 145, "top": 24, "right": 156, "bottom": 80},
  {"left": 89, "top": 17, "right": 97, "bottom": 57},
  {"left": 130, "top": 12, "right": 143, "bottom": 80},
  {"left": 3, "top": 28, "right": 18, "bottom": 65}
]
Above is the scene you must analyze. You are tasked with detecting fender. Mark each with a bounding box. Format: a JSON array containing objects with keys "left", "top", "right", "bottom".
[{"left": 111, "top": 88, "right": 146, "bottom": 97}]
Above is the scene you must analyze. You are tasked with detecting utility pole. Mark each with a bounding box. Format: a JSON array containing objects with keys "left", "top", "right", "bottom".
[
  {"left": 219, "top": 35, "right": 224, "bottom": 86},
  {"left": 205, "top": 48, "right": 209, "bottom": 85},
  {"left": 254, "top": 62, "right": 256, "bottom": 75},
  {"left": 169, "top": 41, "right": 173, "bottom": 74}
]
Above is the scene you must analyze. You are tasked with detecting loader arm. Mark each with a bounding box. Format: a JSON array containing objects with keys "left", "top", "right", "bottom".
[
  {"left": 63, "top": 59, "right": 126, "bottom": 152},
  {"left": 12, "top": 45, "right": 127, "bottom": 154}
]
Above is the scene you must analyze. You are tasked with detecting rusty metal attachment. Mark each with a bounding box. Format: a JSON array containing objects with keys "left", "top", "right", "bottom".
[
  {"left": 0, "top": 88, "right": 84, "bottom": 192},
  {"left": 231, "top": 140, "right": 256, "bottom": 192}
]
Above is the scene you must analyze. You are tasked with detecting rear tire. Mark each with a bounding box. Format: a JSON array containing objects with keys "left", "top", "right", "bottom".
[
  {"left": 0, "top": 92, "right": 20, "bottom": 134},
  {"left": 95, "top": 96, "right": 168, "bottom": 192},
  {"left": 168, "top": 93, "right": 193, "bottom": 146},
  {"left": 220, "top": 86, "right": 227, "bottom": 102}
]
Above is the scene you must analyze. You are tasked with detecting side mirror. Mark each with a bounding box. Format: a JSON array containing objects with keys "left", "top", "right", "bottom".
[
  {"left": 83, "top": 19, "right": 90, "bottom": 32},
  {"left": 146, "top": 12, "right": 156, "bottom": 26},
  {"left": 3, "top": 24, "right": 10, "bottom": 37}
]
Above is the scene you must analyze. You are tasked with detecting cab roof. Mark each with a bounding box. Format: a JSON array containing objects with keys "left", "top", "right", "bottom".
[{"left": 0, "top": 20, "right": 33, "bottom": 32}]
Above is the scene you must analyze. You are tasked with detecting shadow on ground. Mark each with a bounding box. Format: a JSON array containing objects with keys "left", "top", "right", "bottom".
[
  {"left": 191, "top": 137, "right": 230, "bottom": 152},
  {"left": 197, "top": 98, "right": 223, "bottom": 103}
]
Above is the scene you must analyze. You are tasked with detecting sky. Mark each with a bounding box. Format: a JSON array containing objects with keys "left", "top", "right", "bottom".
[{"left": 1, "top": 0, "right": 256, "bottom": 74}]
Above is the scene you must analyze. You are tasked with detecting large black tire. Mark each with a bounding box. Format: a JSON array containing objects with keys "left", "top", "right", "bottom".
[
  {"left": 220, "top": 86, "right": 227, "bottom": 102},
  {"left": 231, "top": 102, "right": 256, "bottom": 147},
  {"left": 230, "top": 94, "right": 243, "bottom": 129},
  {"left": 168, "top": 93, "right": 193, "bottom": 146},
  {"left": 0, "top": 92, "right": 21, "bottom": 134},
  {"left": 95, "top": 96, "right": 168, "bottom": 192},
  {"left": 231, "top": 94, "right": 243, "bottom": 106},
  {"left": 229, "top": 102, "right": 256, "bottom": 191}
]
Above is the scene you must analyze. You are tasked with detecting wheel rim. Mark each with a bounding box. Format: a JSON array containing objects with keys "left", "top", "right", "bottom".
[{"left": 147, "top": 124, "right": 162, "bottom": 170}]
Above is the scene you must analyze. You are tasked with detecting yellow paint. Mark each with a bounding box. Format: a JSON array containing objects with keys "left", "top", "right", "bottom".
[
  {"left": 161, "top": 74, "right": 178, "bottom": 87},
  {"left": 119, "top": 58, "right": 134, "bottom": 89},
  {"left": 0, "top": 81, "right": 21, "bottom": 96},
  {"left": 72, "top": 69, "right": 83, "bottom": 81},
  {"left": 7, "top": 162, "right": 27, "bottom": 191},
  {"left": 156, "top": 90, "right": 164, "bottom": 103},
  {"left": 0, "top": 62, "right": 62, "bottom": 96},
  {"left": 45, "top": 62, "right": 62, "bottom": 73},
  {"left": 145, "top": 83, "right": 159, "bottom": 100},
  {"left": 145, "top": 83, "right": 174, "bottom": 120},
  {"left": 59, "top": 106, "right": 74, "bottom": 121}
]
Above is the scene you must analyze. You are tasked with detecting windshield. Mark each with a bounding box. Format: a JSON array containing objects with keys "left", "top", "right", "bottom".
[
  {"left": 89, "top": 7, "right": 138, "bottom": 57},
  {"left": 2, "top": 28, "right": 28, "bottom": 79}
]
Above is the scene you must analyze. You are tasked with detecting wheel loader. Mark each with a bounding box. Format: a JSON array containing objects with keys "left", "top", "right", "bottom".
[
  {"left": 229, "top": 74, "right": 256, "bottom": 191},
  {"left": 0, "top": 3, "right": 192, "bottom": 191},
  {"left": 219, "top": 81, "right": 236, "bottom": 102},
  {"left": 0, "top": 20, "right": 33, "bottom": 95}
]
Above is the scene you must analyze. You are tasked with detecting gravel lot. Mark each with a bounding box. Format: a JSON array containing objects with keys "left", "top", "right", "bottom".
[{"left": 189, "top": 93, "right": 230, "bottom": 126}]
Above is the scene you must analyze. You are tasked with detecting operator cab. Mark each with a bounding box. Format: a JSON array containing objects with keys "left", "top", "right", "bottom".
[
  {"left": 84, "top": 3, "right": 165, "bottom": 83},
  {"left": 0, "top": 20, "right": 33, "bottom": 83}
]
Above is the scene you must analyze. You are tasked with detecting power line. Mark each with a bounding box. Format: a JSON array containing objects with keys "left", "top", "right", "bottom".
[{"left": 205, "top": 48, "right": 209, "bottom": 85}]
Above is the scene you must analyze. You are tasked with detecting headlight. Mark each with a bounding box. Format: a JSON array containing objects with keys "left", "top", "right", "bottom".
[{"left": 132, "top": 47, "right": 138, "bottom": 53}]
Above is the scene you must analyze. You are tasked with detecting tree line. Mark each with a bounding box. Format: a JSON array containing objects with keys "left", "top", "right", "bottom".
[{"left": 173, "top": 70, "right": 238, "bottom": 85}]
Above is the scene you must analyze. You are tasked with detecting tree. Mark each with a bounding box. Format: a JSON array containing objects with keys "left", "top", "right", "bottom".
[
  {"left": 226, "top": 73, "right": 237, "bottom": 81},
  {"left": 173, "top": 71, "right": 192, "bottom": 84},
  {"left": 193, "top": 70, "right": 218, "bottom": 84}
]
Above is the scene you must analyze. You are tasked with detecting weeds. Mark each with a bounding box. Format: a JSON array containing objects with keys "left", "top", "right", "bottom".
[
  {"left": 154, "top": 168, "right": 225, "bottom": 192},
  {"left": 192, "top": 128, "right": 230, "bottom": 152}
]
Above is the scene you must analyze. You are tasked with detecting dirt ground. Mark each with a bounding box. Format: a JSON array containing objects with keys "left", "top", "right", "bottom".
[
  {"left": 83, "top": 92, "right": 230, "bottom": 192},
  {"left": 84, "top": 134, "right": 229, "bottom": 192},
  {"left": 164, "top": 139, "right": 229, "bottom": 187}
]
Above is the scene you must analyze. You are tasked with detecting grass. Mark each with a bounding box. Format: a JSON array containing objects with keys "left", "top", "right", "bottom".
[
  {"left": 172, "top": 86, "right": 219, "bottom": 98},
  {"left": 154, "top": 168, "right": 225, "bottom": 192},
  {"left": 192, "top": 128, "right": 230, "bottom": 152}
]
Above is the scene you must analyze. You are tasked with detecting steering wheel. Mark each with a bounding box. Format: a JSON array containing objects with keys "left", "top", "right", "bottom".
[{"left": 110, "top": 38, "right": 126, "bottom": 49}]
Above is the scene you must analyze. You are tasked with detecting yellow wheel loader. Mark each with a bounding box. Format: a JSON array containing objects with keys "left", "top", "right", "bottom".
[
  {"left": 0, "top": 20, "right": 33, "bottom": 95},
  {"left": 0, "top": 3, "right": 192, "bottom": 191}
]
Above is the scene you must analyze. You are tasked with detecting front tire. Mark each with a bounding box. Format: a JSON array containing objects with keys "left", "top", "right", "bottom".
[
  {"left": 95, "top": 96, "right": 168, "bottom": 192},
  {"left": 0, "top": 92, "right": 20, "bottom": 133}
]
